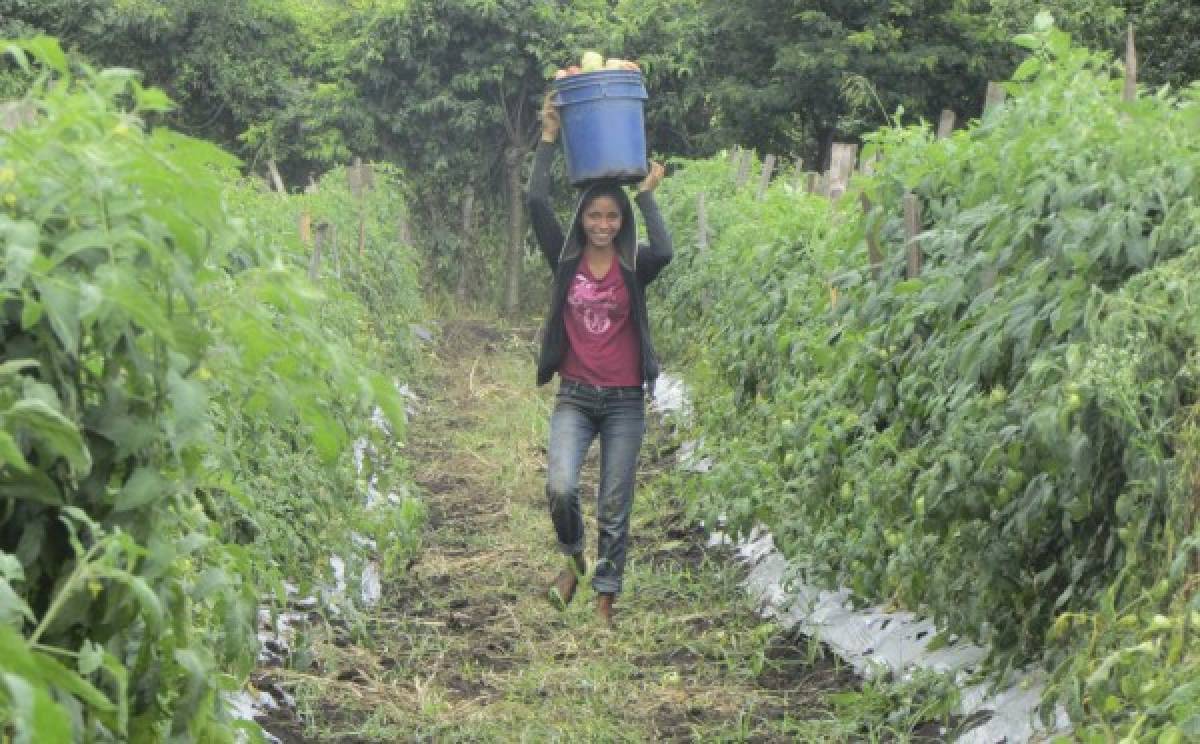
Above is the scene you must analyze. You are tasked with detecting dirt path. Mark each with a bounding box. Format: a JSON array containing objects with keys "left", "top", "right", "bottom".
[{"left": 254, "top": 319, "right": 908, "bottom": 742}]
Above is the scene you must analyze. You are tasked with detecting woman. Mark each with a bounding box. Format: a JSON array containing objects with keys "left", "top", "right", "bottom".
[{"left": 526, "top": 93, "right": 672, "bottom": 626}]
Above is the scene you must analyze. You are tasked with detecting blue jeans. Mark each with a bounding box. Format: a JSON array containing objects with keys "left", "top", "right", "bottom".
[{"left": 546, "top": 380, "right": 646, "bottom": 595}]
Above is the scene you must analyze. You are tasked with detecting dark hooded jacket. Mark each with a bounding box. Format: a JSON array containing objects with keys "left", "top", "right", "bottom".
[{"left": 526, "top": 140, "right": 673, "bottom": 388}]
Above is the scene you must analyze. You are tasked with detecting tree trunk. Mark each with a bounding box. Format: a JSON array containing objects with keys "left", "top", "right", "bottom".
[
  {"left": 455, "top": 182, "right": 477, "bottom": 303},
  {"left": 503, "top": 145, "right": 526, "bottom": 315}
]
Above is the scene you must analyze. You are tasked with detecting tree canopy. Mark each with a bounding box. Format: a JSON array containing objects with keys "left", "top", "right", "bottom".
[{"left": 3, "top": 0, "right": 1199, "bottom": 303}]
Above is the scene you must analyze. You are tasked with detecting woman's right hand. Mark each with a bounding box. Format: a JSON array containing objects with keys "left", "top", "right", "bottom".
[{"left": 540, "top": 94, "right": 560, "bottom": 143}]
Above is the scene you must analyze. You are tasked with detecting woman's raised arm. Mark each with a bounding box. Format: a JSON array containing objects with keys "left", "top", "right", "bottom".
[
  {"left": 526, "top": 95, "right": 565, "bottom": 271},
  {"left": 635, "top": 161, "right": 672, "bottom": 284}
]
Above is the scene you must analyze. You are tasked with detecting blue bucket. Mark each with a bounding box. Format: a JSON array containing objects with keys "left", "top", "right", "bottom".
[{"left": 552, "top": 70, "right": 648, "bottom": 187}]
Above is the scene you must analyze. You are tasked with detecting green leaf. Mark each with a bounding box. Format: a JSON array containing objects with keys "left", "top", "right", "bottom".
[
  {"left": 32, "top": 277, "right": 81, "bottom": 357},
  {"left": 33, "top": 654, "right": 117, "bottom": 718},
  {"left": 1012, "top": 33, "right": 1041, "bottom": 51},
  {"left": 0, "top": 217, "right": 39, "bottom": 290},
  {"left": 0, "top": 576, "right": 35, "bottom": 627},
  {"left": 166, "top": 370, "right": 209, "bottom": 449},
  {"left": 112, "top": 467, "right": 167, "bottom": 512},
  {"left": 5, "top": 399, "right": 91, "bottom": 475},
  {"left": 0, "top": 430, "right": 31, "bottom": 474},
  {"left": 2, "top": 43, "right": 31, "bottom": 73},
  {"left": 123, "top": 576, "right": 163, "bottom": 631},
  {"left": 78, "top": 641, "right": 103, "bottom": 677},
  {"left": 0, "top": 359, "right": 39, "bottom": 378},
  {"left": 134, "top": 84, "right": 174, "bottom": 113},
  {"left": 47, "top": 228, "right": 113, "bottom": 269},
  {"left": 2, "top": 672, "right": 73, "bottom": 744},
  {"left": 98, "top": 268, "right": 175, "bottom": 345},
  {"left": 1013, "top": 57, "right": 1042, "bottom": 82},
  {"left": 22, "top": 35, "right": 69, "bottom": 76}
]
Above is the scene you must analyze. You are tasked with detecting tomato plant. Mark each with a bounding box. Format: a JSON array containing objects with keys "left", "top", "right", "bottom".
[{"left": 654, "top": 21, "right": 1198, "bottom": 739}]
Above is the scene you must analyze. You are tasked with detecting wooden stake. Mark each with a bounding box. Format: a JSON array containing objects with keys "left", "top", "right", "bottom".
[
  {"left": 735, "top": 150, "right": 752, "bottom": 187},
  {"left": 937, "top": 109, "right": 957, "bottom": 139},
  {"left": 697, "top": 192, "right": 709, "bottom": 252},
  {"left": 757, "top": 154, "right": 777, "bottom": 200},
  {"left": 1123, "top": 25, "right": 1138, "bottom": 103},
  {"left": 903, "top": 193, "right": 922, "bottom": 279},
  {"left": 806, "top": 172, "right": 819, "bottom": 194},
  {"left": 860, "top": 193, "right": 882, "bottom": 280},
  {"left": 299, "top": 210, "right": 312, "bottom": 245},
  {"left": 310, "top": 221, "right": 330, "bottom": 280},
  {"left": 827, "top": 143, "right": 858, "bottom": 199},
  {"left": 984, "top": 82, "right": 1007, "bottom": 115},
  {"left": 455, "top": 182, "right": 479, "bottom": 301},
  {"left": 397, "top": 213, "right": 412, "bottom": 245},
  {"left": 330, "top": 222, "right": 341, "bottom": 278},
  {"left": 267, "top": 159, "right": 287, "bottom": 194},
  {"left": 0, "top": 101, "right": 35, "bottom": 131}
]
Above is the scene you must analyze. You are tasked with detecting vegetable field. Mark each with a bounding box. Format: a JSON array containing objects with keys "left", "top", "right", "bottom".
[
  {"left": 1, "top": 7, "right": 1199, "bottom": 744},
  {"left": 654, "top": 21, "right": 1198, "bottom": 742}
]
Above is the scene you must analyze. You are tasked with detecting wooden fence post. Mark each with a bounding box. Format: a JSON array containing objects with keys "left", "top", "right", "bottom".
[
  {"left": 827, "top": 143, "right": 858, "bottom": 200},
  {"left": 330, "top": 222, "right": 341, "bottom": 278},
  {"left": 267, "top": 159, "right": 287, "bottom": 194},
  {"left": 806, "top": 172, "right": 819, "bottom": 194},
  {"left": 397, "top": 213, "right": 413, "bottom": 246},
  {"left": 1123, "top": 25, "right": 1138, "bottom": 103},
  {"left": 903, "top": 193, "right": 922, "bottom": 279},
  {"left": 984, "top": 82, "right": 1007, "bottom": 115},
  {"left": 310, "top": 220, "right": 330, "bottom": 280},
  {"left": 455, "top": 182, "right": 478, "bottom": 301},
  {"left": 697, "top": 192, "right": 709, "bottom": 252},
  {"left": 757, "top": 154, "right": 776, "bottom": 200},
  {"left": 937, "top": 109, "right": 957, "bottom": 139},
  {"left": 299, "top": 210, "right": 312, "bottom": 246},
  {"left": 0, "top": 101, "right": 35, "bottom": 131},
  {"left": 735, "top": 150, "right": 753, "bottom": 187},
  {"left": 860, "top": 193, "right": 882, "bottom": 280}
]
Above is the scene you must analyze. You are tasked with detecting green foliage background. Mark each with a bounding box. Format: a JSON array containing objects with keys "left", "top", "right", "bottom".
[{"left": 4, "top": 0, "right": 1197, "bottom": 307}]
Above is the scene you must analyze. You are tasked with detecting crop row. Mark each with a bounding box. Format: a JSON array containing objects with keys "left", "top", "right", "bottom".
[
  {"left": 655, "top": 25, "right": 1198, "bottom": 741},
  {"left": 0, "top": 39, "right": 424, "bottom": 741}
]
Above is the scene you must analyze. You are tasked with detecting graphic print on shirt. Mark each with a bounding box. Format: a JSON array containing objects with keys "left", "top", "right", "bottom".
[{"left": 568, "top": 273, "right": 620, "bottom": 335}]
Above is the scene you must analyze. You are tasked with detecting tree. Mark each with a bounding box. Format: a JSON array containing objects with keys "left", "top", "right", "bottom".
[
  {"left": 1123, "top": 0, "right": 1200, "bottom": 90},
  {"left": 344, "top": 0, "right": 614, "bottom": 313},
  {"left": 0, "top": 0, "right": 376, "bottom": 182},
  {"left": 694, "top": 0, "right": 1018, "bottom": 166}
]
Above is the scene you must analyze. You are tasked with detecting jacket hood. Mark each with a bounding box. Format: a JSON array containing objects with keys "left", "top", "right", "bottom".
[{"left": 559, "top": 181, "right": 638, "bottom": 272}]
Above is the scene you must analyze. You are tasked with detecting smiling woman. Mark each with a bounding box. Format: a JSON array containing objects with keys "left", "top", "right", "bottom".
[{"left": 525, "top": 91, "right": 671, "bottom": 627}]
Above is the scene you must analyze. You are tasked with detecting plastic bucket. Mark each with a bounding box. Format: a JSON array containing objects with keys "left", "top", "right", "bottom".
[{"left": 552, "top": 70, "right": 648, "bottom": 186}]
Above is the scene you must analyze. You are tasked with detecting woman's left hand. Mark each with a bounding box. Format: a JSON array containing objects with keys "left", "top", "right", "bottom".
[{"left": 637, "top": 160, "right": 665, "bottom": 193}]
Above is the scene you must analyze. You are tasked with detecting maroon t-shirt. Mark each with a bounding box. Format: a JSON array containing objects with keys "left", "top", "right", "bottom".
[{"left": 559, "top": 259, "right": 642, "bottom": 387}]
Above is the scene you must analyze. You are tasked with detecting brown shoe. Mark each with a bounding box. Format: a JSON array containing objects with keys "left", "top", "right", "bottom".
[
  {"left": 596, "top": 593, "right": 615, "bottom": 627},
  {"left": 547, "top": 568, "right": 578, "bottom": 610},
  {"left": 547, "top": 556, "right": 587, "bottom": 610}
]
